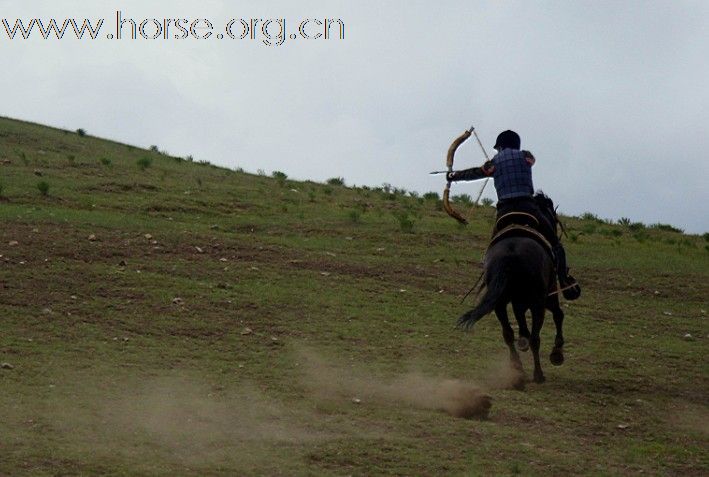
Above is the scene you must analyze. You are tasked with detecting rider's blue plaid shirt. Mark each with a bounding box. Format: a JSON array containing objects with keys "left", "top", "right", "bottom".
[{"left": 492, "top": 148, "right": 535, "bottom": 200}]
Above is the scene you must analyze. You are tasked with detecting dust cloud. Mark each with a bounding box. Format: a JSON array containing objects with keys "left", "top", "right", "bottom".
[
  {"left": 297, "top": 349, "right": 493, "bottom": 419},
  {"left": 46, "top": 375, "right": 334, "bottom": 468}
]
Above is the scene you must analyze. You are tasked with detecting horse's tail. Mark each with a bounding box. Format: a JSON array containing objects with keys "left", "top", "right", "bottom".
[{"left": 457, "top": 257, "right": 510, "bottom": 330}]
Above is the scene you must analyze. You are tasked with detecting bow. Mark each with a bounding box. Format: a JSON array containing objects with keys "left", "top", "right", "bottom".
[
  {"left": 440, "top": 125, "right": 493, "bottom": 225},
  {"left": 443, "top": 125, "right": 475, "bottom": 225}
]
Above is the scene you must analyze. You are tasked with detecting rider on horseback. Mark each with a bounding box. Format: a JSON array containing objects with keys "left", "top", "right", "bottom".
[{"left": 447, "top": 130, "right": 581, "bottom": 300}]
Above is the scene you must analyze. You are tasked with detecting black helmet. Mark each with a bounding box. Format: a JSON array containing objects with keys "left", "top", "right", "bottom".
[{"left": 493, "top": 130, "right": 521, "bottom": 150}]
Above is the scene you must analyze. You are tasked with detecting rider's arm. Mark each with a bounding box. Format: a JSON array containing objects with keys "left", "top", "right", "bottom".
[
  {"left": 447, "top": 161, "right": 495, "bottom": 182},
  {"left": 523, "top": 150, "right": 535, "bottom": 166}
]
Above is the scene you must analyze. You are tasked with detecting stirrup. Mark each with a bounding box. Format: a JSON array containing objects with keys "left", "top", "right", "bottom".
[{"left": 560, "top": 275, "right": 581, "bottom": 300}]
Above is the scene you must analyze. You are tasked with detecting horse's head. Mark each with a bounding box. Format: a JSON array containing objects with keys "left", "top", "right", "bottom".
[
  {"left": 533, "top": 191, "right": 555, "bottom": 216},
  {"left": 534, "top": 191, "right": 566, "bottom": 237}
]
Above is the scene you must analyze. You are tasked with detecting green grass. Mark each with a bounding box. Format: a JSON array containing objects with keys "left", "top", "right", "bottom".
[{"left": 0, "top": 116, "right": 707, "bottom": 476}]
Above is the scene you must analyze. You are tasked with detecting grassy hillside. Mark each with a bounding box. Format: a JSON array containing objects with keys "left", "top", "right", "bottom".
[{"left": 0, "top": 116, "right": 707, "bottom": 476}]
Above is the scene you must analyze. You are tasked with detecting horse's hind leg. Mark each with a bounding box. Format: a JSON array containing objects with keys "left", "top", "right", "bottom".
[
  {"left": 495, "top": 305, "right": 525, "bottom": 390},
  {"left": 547, "top": 295, "right": 565, "bottom": 366},
  {"left": 530, "top": 304, "right": 546, "bottom": 383},
  {"left": 512, "top": 302, "right": 530, "bottom": 352}
]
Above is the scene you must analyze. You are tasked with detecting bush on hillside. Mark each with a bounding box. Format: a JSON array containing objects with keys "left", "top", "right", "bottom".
[
  {"left": 649, "top": 223, "right": 684, "bottom": 234},
  {"left": 394, "top": 211, "right": 415, "bottom": 233},
  {"left": 348, "top": 209, "right": 361, "bottom": 223},
  {"left": 272, "top": 171, "right": 288, "bottom": 181},
  {"left": 136, "top": 157, "right": 152, "bottom": 170},
  {"left": 327, "top": 177, "right": 345, "bottom": 186},
  {"left": 452, "top": 194, "right": 473, "bottom": 206},
  {"left": 37, "top": 181, "right": 50, "bottom": 196},
  {"left": 617, "top": 217, "right": 631, "bottom": 226}
]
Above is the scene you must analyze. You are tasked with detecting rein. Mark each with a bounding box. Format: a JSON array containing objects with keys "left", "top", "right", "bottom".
[{"left": 548, "top": 282, "right": 579, "bottom": 297}]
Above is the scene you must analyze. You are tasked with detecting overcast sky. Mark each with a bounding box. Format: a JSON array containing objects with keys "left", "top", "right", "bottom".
[{"left": 1, "top": 0, "right": 707, "bottom": 233}]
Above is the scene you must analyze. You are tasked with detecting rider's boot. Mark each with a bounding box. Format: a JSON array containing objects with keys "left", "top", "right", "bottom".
[{"left": 553, "top": 244, "right": 581, "bottom": 300}]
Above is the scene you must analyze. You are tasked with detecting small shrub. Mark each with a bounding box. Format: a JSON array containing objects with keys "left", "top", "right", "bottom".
[
  {"left": 197, "top": 160, "right": 210, "bottom": 166},
  {"left": 394, "top": 212, "right": 415, "bottom": 233},
  {"left": 703, "top": 232, "right": 709, "bottom": 242},
  {"left": 186, "top": 155, "right": 194, "bottom": 162},
  {"left": 481, "top": 197, "right": 494, "bottom": 207},
  {"left": 149, "top": 145, "right": 160, "bottom": 153},
  {"left": 633, "top": 231, "right": 649, "bottom": 242},
  {"left": 308, "top": 191, "right": 316, "bottom": 202},
  {"left": 581, "top": 223, "right": 597, "bottom": 235},
  {"left": 18, "top": 151, "right": 28, "bottom": 165},
  {"left": 99, "top": 157, "right": 112, "bottom": 167},
  {"left": 323, "top": 186, "right": 333, "bottom": 195},
  {"left": 649, "top": 223, "right": 684, "bottom": 234},
  {"left": 272, "top": 171, "right": 288, "bottom": 183},
  {"left": 257, "top": 169, "right": 265, "bottom": 176},
  {"left": 580, "top": 212, "right": 601, "bottom": 222},
  {"left": 628, "top": 222, "right": 646, "bottom": 232},
  {"left": 348, "top": 210, "right": 361, "bottom": 223},
  {"left": 423, "top": 191, "right": 440, "bottom": 201},
  {"left": 37, "top": 181, "right": 50, "bottom": 196},
  {"left": 617, "top": 217, "right": 631, "bottom": 226},
  {"left": 610, "top": 229, "right": 623, "bottom": 237},
  {"left": 236, "top": 167, "right": 244, "bottom": 173},
  {"left": 76, "top": 128, "right": 86, "bottom": 137},
  {"left": 408, "top": 191, "right": 420, "bottom": 199},
  {"left": 136, "top": 157, "right": 152, "bottom": 170},
  {"left": 0, "top": 184, "right": 4, "bottom": 196},
  {"left": 67, "top": 154, "right": 76, "bottom": 165},
  {"left": 453, "top": 194, "right": 473, "bottom": 206},
  {"left": 327, "top": 177, "right": 345, "bottom": 186}
]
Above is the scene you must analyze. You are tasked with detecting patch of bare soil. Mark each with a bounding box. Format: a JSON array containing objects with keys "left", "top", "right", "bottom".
[{"left": 668, "top": 402, "right": 709, "bottom": 436}]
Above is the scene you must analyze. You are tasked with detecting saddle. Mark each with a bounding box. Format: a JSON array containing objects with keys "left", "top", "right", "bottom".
[
  {"left": 489, "top": 221, "right": 554, "bottom": 256},
  {"left": 489, "top": 202, "right": 556, "bottom": 257}
]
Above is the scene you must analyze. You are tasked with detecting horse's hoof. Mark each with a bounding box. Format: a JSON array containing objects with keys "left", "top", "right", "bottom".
[
  {"left": 517, "top": 337, "right": 530, "bottom": 352},
  {"left": 549, "top": 350, "right": 564, "bottom": 366},
  {"left": 533, "top": 373, "right": 546, "bottom": 384}
]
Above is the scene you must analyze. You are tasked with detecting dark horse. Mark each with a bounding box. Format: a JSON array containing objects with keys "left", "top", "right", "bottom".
[{"left": 457, "top": 236, "right": 565, "bottom": 385}]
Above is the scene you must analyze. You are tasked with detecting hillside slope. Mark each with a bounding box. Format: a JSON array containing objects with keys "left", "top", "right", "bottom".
[{"left": 0, "top": 117, "right": 707, "bottom": 476}]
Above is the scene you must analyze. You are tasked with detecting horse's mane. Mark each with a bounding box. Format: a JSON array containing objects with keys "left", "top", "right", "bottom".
[{"left": 534, "top": 190, "right": 567, "bottom": 237}]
